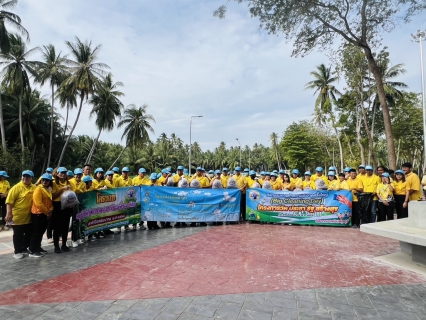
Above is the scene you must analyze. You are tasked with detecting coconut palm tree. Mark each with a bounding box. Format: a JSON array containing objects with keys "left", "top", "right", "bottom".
[
  {"left": 0, "top": 34, "right": 39, "bottom": 165},
  {"left": 57, "top": 37, "right": 109, "bottom": 167},
  {"left": 0, "top": 0, "right": 29, "bottom": 53},
  {"left": 35, "top": 44, "right": 69, "bottom": 167},
  {"left": 305, "top": 64, "right": 341, "bottom": 126},
  {"left": 86, "top": 73, "right": 124, "bottom": 164},
  {"left": 109, "top": 104, "right": 155, "bottom": 169},
  {"left": 56, "top": 80, "right": 77, "bottom": 139},
  {"left": 269, "top": 132, "right": 281, "bottom": 170}
]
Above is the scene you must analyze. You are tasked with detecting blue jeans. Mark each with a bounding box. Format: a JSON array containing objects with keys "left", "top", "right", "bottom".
[{"left": 370, "top": 200, "right": 378, "bottom": 223}]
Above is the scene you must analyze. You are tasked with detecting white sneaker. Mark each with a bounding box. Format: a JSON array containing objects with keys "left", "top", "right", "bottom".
[
  {"left": 71, "top": 241, "right": 79, "bottom": 248},
  {"left": 78, "top": 238, "right": 85, "bottom": 244},
  {"left": 14, "top": 253, "right": 24, "bottom": 259},
  {"left": 47, "top": 238, "right": 53, "bottom": 244}
]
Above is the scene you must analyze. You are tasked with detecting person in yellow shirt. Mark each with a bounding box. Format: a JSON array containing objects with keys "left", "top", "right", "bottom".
[
  {"left": 220, "top": 168, "right": 230, "bottom": 188},
  {"left": 290, "top": 169, "right": 303, "bottom": 189},
  {"left": 210, "top": 170, "right": 222, "bottom": 187},
  {"left": 259, "top": 171, "right": 266, "bottom": 186},
  {"left": 192, "top": 167, "right": 210, "bottom": 188},
  {"left": 113, "top": 167, "right": 134, "bottom": 188},
  {"left": 67, "top": 170, "right": 74, "bottom": 181},
  {"left": 29, "top": 173, "right": 53, "bottom": 257},
  {"left": 92, "top": 168, "right": 107, "bottom": 190},
  {"left": 302, "top": 171, "right": 315, "bottom": 190},
  {"left": 69, "top": 168, "right": 85, "bottom": 193},
  {"left": 338, "top": 173, "right": 350, "bottom": 190},
  {"left": 173, "top": 166, "right": 188, "bottom": 186},
  {"left": 234, "top": 167, "right": 248, "bottom": 222},
  {"left": 393, "top": 170, "right": 408, "bottom": 219},
  {"left": 246, "top": 170, "right": 258, "bottom": 188},
  {"left": 5, "top": 170, "right": 36, "bottom": 259},
  {"left": 357, "top": 165, "right": 367, "bottom": 183},
  {"left": 277, "top": 170, "right": 284, "bottom": 184},
  {"left": 104, "top": 171, "right": 114, "bottom": 188},
  {"left": 311, "top": 167, "right": 329, "bottom": 185},
  {"left": 347, "top": 169, "right": 363, "bottom": 227},
  {"left": 402, "top": 162, "right": 423, "bottom": 201},
  {"left": 112, "top": 167, "right": 120, "bottom": 180},
  {"left": 0, "top": 170, "right": 11, "bottom": 231},
  {"left": 146, "top": 173, "right": 161, "bottom": 230},
  {"left": 343, "top": 167, "right": 351, "bottom": 180},
  {"left": 282, "top": 173, "right": 294, "bottom": 191},
  {"left": 35, "top": 167, "right": 54, "bottom": 186},
  {"left": 362, "top": 165, "right": 381, "bottom": 223},
  {"left": 376, "top": 173, "right": 395, "bottom": 221},
  {"left": 133, "top": 168, "right": 150, "bottom": 186},
  {"left": 82, "top": 164, "right": 93, "bottom": 179},
  {"left": 270, "top": 173, "right": 283, "bottom": 190},
  {"left": 327, "top": 171, "right": 340, "bottom": 190}
]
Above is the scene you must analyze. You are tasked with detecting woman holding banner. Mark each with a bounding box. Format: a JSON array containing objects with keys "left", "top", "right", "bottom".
[
  {"left": 270, "top": 173, "right": 282, "bottom": 190},
  {"left": 302, "top": 172, "right": 315, "bottom": 190},
  {"left": 92, "top": 168, "right": 107, "bottom": 190},
  {"left": 327, "top": 172, "right": 340, "bottom": 190},
  {"left": 281, "top": 173, "right": 294, "bottom": 191}
]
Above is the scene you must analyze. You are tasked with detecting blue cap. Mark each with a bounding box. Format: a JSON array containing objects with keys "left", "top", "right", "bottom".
[
  {"left": 0, "top": 171, "right": 9, "bottom": 178},
  {"left": 315, "top": 167, "right": 323, "bottom": 172},
  {"left": 46, "top": 167, "right": 53, "bottom": 173},
  {"left": 271, "top": 172, "right": 277, "bottom": 177},
  {"left": 272, "top": 170, "right": 278, "bottom": 173},
  {"left": 265, "top": 172, "right": 271, "bottom": 176},
  {"left": 82, "top": 176, "right": 92, "bottom": 183},
  {"left": 58, "top": 167, "right": 67, "bottom": 173},
  {"left": 106, "top": 170, "right": 114, "bottom": 175},
  {"left": 22, "top": 170, "right": 34, "bottom": 177},
  {"left": 122, "top": 167, "right": 130, "bottom": 172},
  {"left": 244, "top": 168, "right": 249, "bottom": 172},
  {"left": 249, "top": 170, "right": 256, "bottom": 175},
  {"left": 41, "top": 173, "right": 53, "bottom": 180},
  {"left": 139, "top": 168, "right": 146, "bottom": 173},
  {"left": 94, "top": 167, "right": 104, "bottom": 174},
  {"left": 328, "top": 166, "right": 336, "bottom": 172},
  {"left": 292, "top": 169, "right": 299, "bottom": 175},
  {"left": 162, "top": 168, "right": 170, "bottom": 173},
  {"left": 209, "top": 170, "right": 214, "bottom": 174},
  {"left": 113, "top": 167, "right": 119, "bottom": 172},
  {"left": 67, "top": 170, "right": 74, "bottom": 176},
  {"left": 222, "top": 168, "right": 228, "bottom": 172},
  {"left": 343, "top": 167, "right": 351, "bottom": 172},
  {"left": 327, "top": 171, "right": 336, "bottom": 176},
  {"left": 381, "top": 172, "right": 390, "bottom": 178},
  {"left": 156, "top": 173, "right": 162, "bottom": 178},
  {"left": 279, "top": 169, "right": 285, "bottom": 174},
  {"left": 304, "top": 171, "right": 311, "bottom": 176},
  {"left": 395, "top": 170, "right": 404, "bottom": 175},
  {"left": 214, "top": 170, "right": 221, "bottom": 174},
  {"left": 365, "top": 165, "right": 374, "bottom": 170},
  {"left": 196, "top": 167, "right": 203, "bottom": 171},
  {"left": 74, "top": 168, "right": 83, "bottom": 175},
  {"left": 150, "top": 173, "right": 158, "bottom": 180},
  {"left": 183, "top": 169, "right": 189, "bottom": 175},
  {"left": 177, "top": 166, "right": 184, "bottom": 170},
  {"left": 260, "top": 171, "right": 265, "bottom": 175},
  {"left": 358, "top": 164, "right": 365, "bottom": 169},
  {"left": 235, "top": 167, "right": 241, "bottom": 171}
]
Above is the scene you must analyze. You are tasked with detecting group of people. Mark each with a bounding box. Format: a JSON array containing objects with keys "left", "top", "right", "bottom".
[{"left": 0, "top": 161, "right": 423, "bottom": 259}]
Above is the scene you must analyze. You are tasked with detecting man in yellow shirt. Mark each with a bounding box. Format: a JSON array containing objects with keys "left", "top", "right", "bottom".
[
  {"left": 113, "top": 167, "right": 134, "bottom": 188},
  {"left": 112, "top": 167, "right": 120, "bottom": 180},
  {"left": 173, "top": 166, "right": 188, "bottom": 186},
  {"left": 362, "top": 165, "right": 381, "bottom": 222},
  {"left": 5, "top": 170, "right": 36, "bottom": 258},
  {"left": 69, "top": 168, "right": 85, "bottom": 193},
  {"left": 338, "top": 173, "right": 350, "bottom": 190},
  {"left": 259, "top": 171, "right": 266, "bottom": 186},
  {"left": 234, "top": 167, "right": 247, "bottom": 221},
  {"left": 104, "top": 171, "right": 114, "bottom": 188},
  {"left": 133, "top": 168, "right": 150, "bottom": 186},
  {"left": 82, "top": 164, "right": 93, "bottom": 179},
  {"left": 192, "top": 167, "right": 210, "bottom": 188},
  {"left": 290, "top": 169, "right": 303, "bottom": 189},
  {"left": 343, "top": 167, "right": 351, "bottom": 180},
  {"left": 402, "top": 162, "right": 423, "bottom": 201},
  {"left": 0, "top": 170, "right": 11, "bottom": 231},
  {"left": 357, "top": 165, "right": 367, "bottom": 183},
  {"left": 347, "top": 169, "right": 363, "bottom": 228},
  {"left": 311, "top": 167, "right": 329, "bottom": 185},
  {"left": 220, "top": 168, "right": 230, "bottom": 188}
]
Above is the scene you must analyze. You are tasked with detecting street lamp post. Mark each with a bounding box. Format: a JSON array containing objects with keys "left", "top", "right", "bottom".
[
  {"left": 236, "top": 138, "right": 242, "bottom": 167},
  {"left": 189, "top": 116, "right": 202, "bottom": 176},
  {"left": 412, "top": 30, "right": 426, "bottom": 169}
]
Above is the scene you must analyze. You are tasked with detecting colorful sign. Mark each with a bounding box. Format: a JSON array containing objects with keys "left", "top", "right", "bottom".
[
  {"left": 141, "top": 186, "right": 241, "bottom": 222},
  {"left": 76, "top": 187, "right": 141, "bottom": 236},
  {"left": 246, "top": 189, "right": 353, "bottom": 226}
]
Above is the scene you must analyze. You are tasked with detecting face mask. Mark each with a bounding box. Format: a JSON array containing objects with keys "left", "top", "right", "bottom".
[{"left": 209, "top": 174, "right": 214, "bottom": 178}]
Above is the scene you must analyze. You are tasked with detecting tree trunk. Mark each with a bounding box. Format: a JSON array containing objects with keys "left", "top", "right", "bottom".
[
  {"left": 47, "top": 84, "right": 55, "bottom": 168},
  {"left": 108, "top": 145, "right": 127, "bottom": 171},
  {"left": 18, "top": 94, "right": 25, "bottom": 168},
  {"left": 85, "top": 129, "right": 102, "bottom": 164},
  {"left": 355, "top": 105, "right": 366, "bottom": 165},
  {"left": 62, "top": 102, "right": 69, "bottom": 140},
  {"left": 0, "top": 91, "right": 6, "bottom": 150},
  {"left": 30, "top": 144, "right": 36, "bottom": 169},
  {"left": 40, "top": 154, "right": 47, "bottom": 177},
  {"left": 57, "top": 93, "right": 84, "bottom": 167},
  {"left": 363, "top": 46, "right": 396, "bottom": 169},
  {"left": 359, "top": 97, "right": 377, "bottom": 167},
  {"left": 369, "top": 100, "right": 377, "bottom": 164},
  {"left": 396, "top": 139, "right": 401, "bottom": 166}
]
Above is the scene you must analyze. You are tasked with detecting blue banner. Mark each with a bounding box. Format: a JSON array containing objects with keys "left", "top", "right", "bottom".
[
  {"left": 141, "top": 186, "right": 241, "bottom": 222},
  {"left": 246, "top": 189, "right": 353, "bottom": 226}
]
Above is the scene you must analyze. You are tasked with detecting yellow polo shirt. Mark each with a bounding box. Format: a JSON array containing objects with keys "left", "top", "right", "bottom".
[
  {"left": 234, "top": 174, "right": 247, "bottom": 192},
  {"left": 173, "top": 174, "right": 188, "bottom": 184},
  {"left": 113, "top": 176, "right": 133, "bottom": 188},
  {"left": 302, "top": 180, "right": 315, "bottom": 190},
  {"left": 271, "top": 180, "right": 283, "bottom": 190},
  {"left": 70, "top": 179, "right": 86, "bottom": 194},
  {"left": 347, "top": 177, "right": 363, "bottom": 202},
  {"left": 5, "top": 181, "right": 36, "bottom": 225},
  {"left": 192, "top": 175, "right": 210, "bottom": 188},
  {"left": 220, "top": 175, "right": 230, "bottom": 188},
  {"left": 393, "top": 180, "right": 406, "bottom": 196},
  {"left": 133, "top": 175, "right": 151, "bottom": 186},
  {"left": 362, "top": 174, "right": 381, "bottom": 200},
  {"left": 328, "top": 180, "right": 340, "bottom": 191},
  {"left": 52, "top": 180, "right": 70, "bottom": 202},
  {"left": 406, "top": 172, "right": 422, "bottom": 201},
  {"left": 290, "top": 177, "right": 303, "bottom": 188},
  {"left": 339, "top": 180, "right": 350, "bottom": 191},
  {"left": 0, "top": 180, "right": 10, "bottom": 194},
  {"left": 92, "top": 179, "right": 106, "bottom": 189},
  {"left": 311, "top": 174, "right": 329, "bottom": 184}
]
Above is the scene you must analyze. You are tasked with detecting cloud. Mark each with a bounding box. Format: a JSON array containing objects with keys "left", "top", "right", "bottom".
[{"left": 15, "top": 0, "right": 426, "bottom": 154}]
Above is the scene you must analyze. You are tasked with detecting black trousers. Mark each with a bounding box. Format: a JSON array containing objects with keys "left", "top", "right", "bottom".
[
  {"left": 52, "top": 202, "right": 72, "bottom": 247},
  {"left": 394, "top": 195, "right": 408, "bottom": 219},
  {"left": 0, "top": 197, "right": 6, "bottom": 226},
  {"left": 29, "top": 214, "right": 48, "bottom": 253},
  {"left": 378, "top": 201, "right": 395, "bottom": 221},
  {"left": 352, "top": 202, "right": 359, "bottom": 226},
  {"left": 46, "top": 218, "right": 53, "bottom": 239},
  {"left": 12, "top": 223, "right": 32, "bottom": 254},
  {"left": 240, "top": 193, "right": 246, "bottom": 221}
]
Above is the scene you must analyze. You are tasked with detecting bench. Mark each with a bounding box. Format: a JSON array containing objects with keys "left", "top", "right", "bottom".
[{"left": 360, "top": 201, "right": 426, "bottom": 266}]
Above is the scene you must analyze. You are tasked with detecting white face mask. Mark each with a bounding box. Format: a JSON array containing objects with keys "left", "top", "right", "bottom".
[{"left": 209, "top": 174, "right": 214, "bottom": 178}]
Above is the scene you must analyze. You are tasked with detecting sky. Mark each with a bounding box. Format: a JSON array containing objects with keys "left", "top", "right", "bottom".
[{"left": 15, "top": 0, "right": 426, "bottom": 151}]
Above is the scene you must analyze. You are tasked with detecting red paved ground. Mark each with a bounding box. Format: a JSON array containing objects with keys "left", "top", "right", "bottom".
[{"left": 0, "top": 224, "right": 424, "bottom": 305}]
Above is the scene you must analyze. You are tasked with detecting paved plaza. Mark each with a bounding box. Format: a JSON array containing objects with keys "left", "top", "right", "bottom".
[{"left": 0, "top": 223, "right": 425, "bottom": 319}]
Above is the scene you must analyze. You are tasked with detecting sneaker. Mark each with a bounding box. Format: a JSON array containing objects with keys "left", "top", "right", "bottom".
[
  {"left": 29, "top": 252, "right": 43, "bottom": 258},
  {"left": 47, "top": 238, "right": 53, "bottom": 244},
  {"left": 71, "top": 241, "right": 79, "bottom": 248},
  {"left": 61, "top": 245, "right": 70, "bottom": 252},
  {"left": 54, "top": 246, "right": 61, "bottom": 254},
  {"left": 78, "top": 238, "right": 86, "bottom": 244},
  {"left": 21, "top": 248, "right": 30, "bottom": 254},
  {"left": 39, "top": 248, "right": 48, "bottom": 254},
  {"left": 14, "top": 253, "right": 24, "bottom": 259}
]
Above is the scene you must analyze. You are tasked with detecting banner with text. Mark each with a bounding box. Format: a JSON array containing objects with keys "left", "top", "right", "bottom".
[
  {"left": 141, "top": 186, "right": 241, "bottom": 222},
  {"left": 76, "top": 187, "right": 141, "bottom": 236},
  {"left": 246, "top": 189, "right": 353, "bottom": 227}
]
